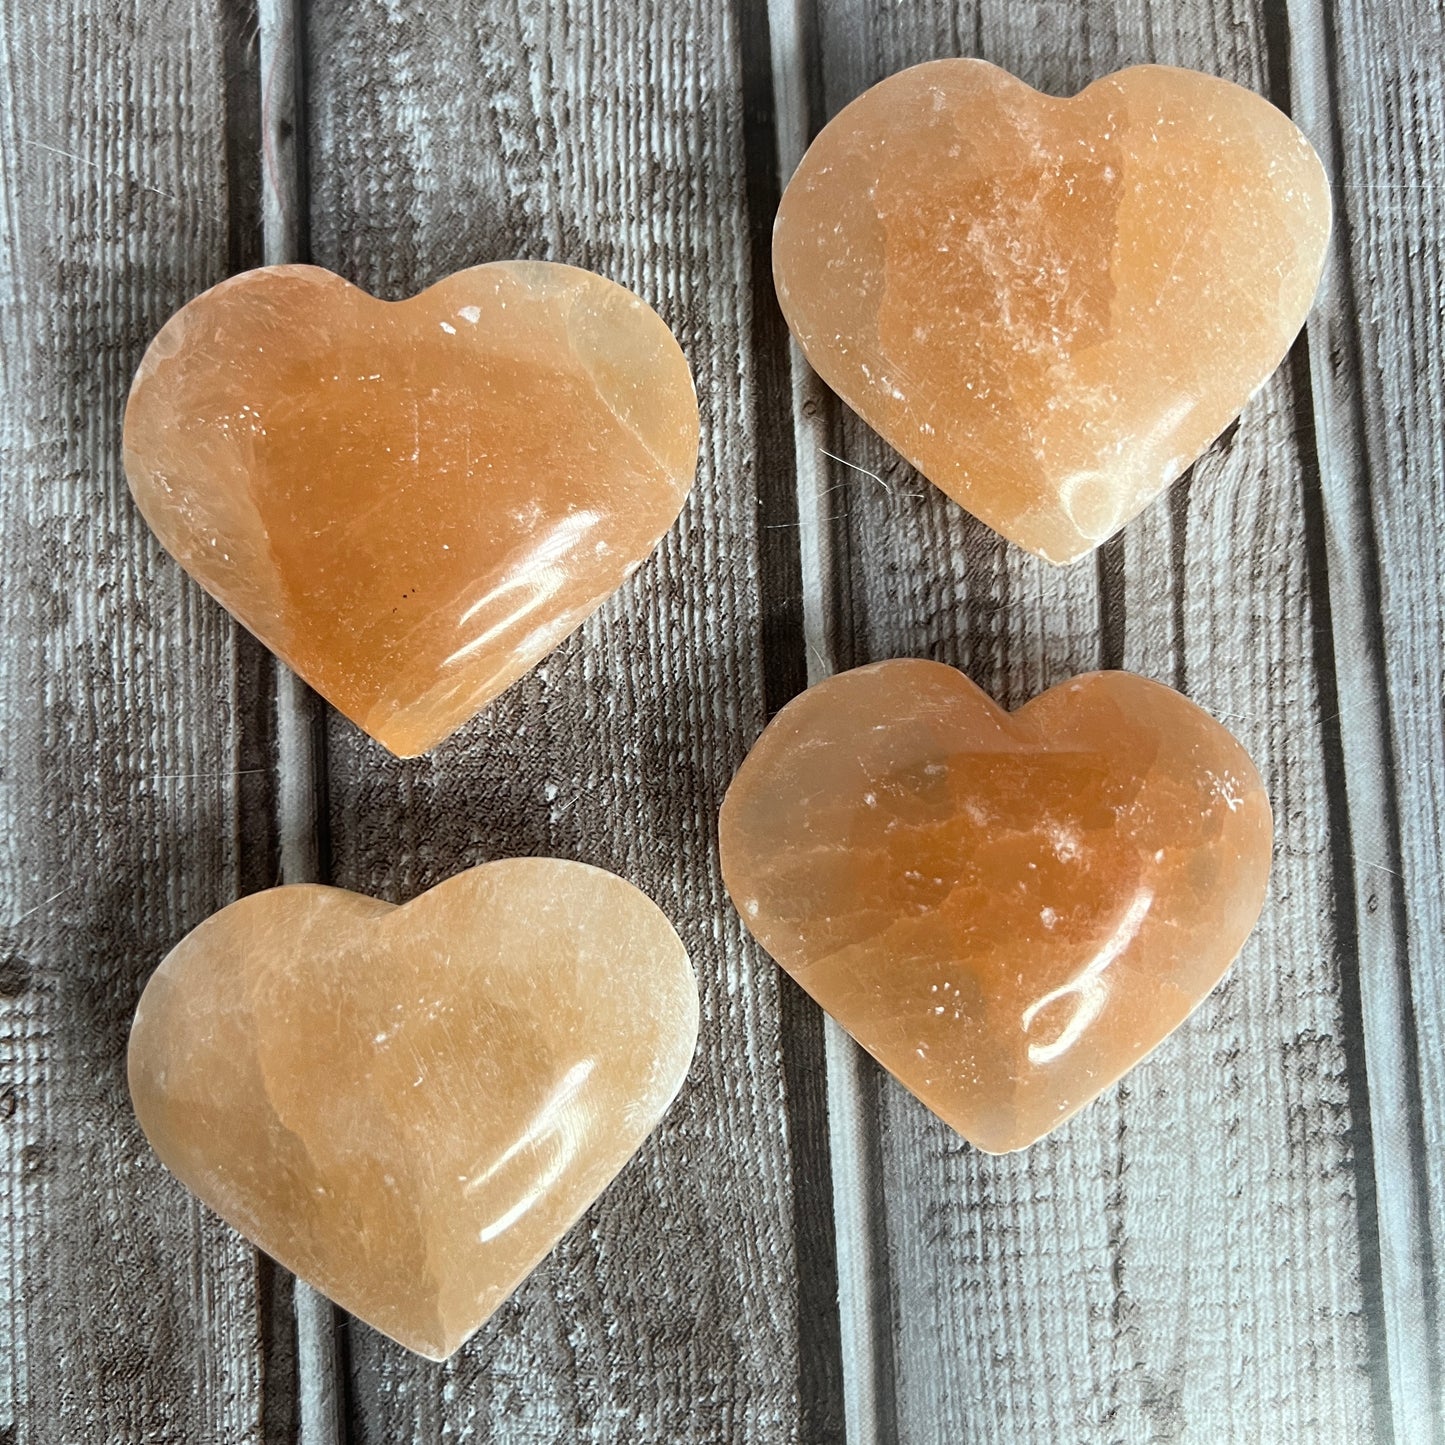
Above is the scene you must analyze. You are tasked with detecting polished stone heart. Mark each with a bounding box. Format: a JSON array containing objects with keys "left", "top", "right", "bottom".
[
  {"left": 719, "top": 661, "right": 1272, "bottom": 1152},
  {"left": 124, "top": 263, "right": 699, "bottom": 755},
  {"left": 773, "top": 61, "right": 1330, "bottom": 562},
  {"left": 127, "top": 860, "right": 698, "bottom": 1359}
]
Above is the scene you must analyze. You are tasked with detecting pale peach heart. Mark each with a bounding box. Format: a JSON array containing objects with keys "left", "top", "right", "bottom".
[
  {"left": 719, "top": 661, "right": 1272, "bottom": 1152},
  {"left": 124, "top": 262, "right": 699, "bottom": 755},
  {"left": 773, "top": 61, "right": 1330, "bottom": 562},
  {"left": 127, "top": 860, "right": 699, "bottom": 1359}
]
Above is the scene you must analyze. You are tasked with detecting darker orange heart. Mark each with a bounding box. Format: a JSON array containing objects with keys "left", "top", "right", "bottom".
[
  {"left": 124, "top": 263, "right": 698, "bottom": 756},
  {"left": 720, "top": 661, "right": 1272, "bottom": 1151}
]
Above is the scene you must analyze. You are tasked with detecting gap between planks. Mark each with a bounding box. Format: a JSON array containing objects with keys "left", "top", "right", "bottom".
[
  {"left": 258, "top": 1, "right": 347, "bottom": 1441},
  {"left": 767, "top": 3, "right": 896, "bottom": 1443}
]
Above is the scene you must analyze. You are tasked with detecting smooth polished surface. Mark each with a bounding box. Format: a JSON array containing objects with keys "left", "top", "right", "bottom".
[
  {"left": 773, "top": 61, "right": 1330, "bottom": 562},
  {"left": 127, "top": 861, "right": 699, "bottom": 1359},
  {"left": 124, "top": 262, "right": 699, "bottom": 755},
  {"left": 720, "top": 661, "right": 1272, "bottom": 1152}
]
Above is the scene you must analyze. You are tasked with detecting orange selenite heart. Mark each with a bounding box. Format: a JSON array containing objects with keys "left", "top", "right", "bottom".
[
  {"left": 124, "top": 263, "right": 699, "bottom": 755},
  {"left": 127, "top": 861, "right": 699, "bottom": 1359},
  {"left": 719, "top": 661, "right": 1272, "bottom": 1152},
  {"left": 773, "top": 61, "right": 1330, "bottom": 562}
]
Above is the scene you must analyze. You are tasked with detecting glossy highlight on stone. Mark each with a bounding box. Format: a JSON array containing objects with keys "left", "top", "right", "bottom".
[
  {"left": 773, "top": 61, "right": 1330, "bottom": 562},
  {"left": 720, "top": 661, "right": 1272, "bottom": 1152},
  {"left": 127, "top": 860, "right": 699, "bottom": 1360},
  {"left": 124, "top": 263, "right": 699, "bottom": 755}
]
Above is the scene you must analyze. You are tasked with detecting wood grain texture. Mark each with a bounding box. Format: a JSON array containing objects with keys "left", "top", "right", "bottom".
[
  {"left": 792, "top": 3, "right": 1386, "bottom": 1441},
  {"left": 301, "top": 1, "right": 832, "bottom": 1440},
  {"left": 3, "top": 0, "right": 1439, "bottom": 1441},
  {"left": 0, "top": 1, "right": 284, "bottom": 1441},
  {"left": 1302, "top": 0, "right": 1445, "bottom": 1432}
]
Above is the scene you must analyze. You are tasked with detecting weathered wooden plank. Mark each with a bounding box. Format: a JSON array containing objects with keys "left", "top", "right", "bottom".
[
  {"left": 1291, "top": 0, "right": 1445, "bottom": 1435},
  {"left": 793, "top": 3, "right": 1384, "bottom": 1440},
  {"left": 0, "top": 1, "right": 281, "bottom": 1441},
  {"left": 302, "top": 2, "right": 829, "bottom": 1440}
]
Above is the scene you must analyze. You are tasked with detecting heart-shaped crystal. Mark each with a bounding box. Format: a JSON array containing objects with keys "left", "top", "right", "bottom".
[
  {"left": 720, "top": 661, "right": 1272, "bottom": 1151},
  {"left": 127, "top": 860, "right": 698, "bottom": 1358},
  {"left": 124, "top": 263, "right": 699, "bottom": 754},
  {"left": 773, "top": 61, "right": 1330, "bottom": 562}
]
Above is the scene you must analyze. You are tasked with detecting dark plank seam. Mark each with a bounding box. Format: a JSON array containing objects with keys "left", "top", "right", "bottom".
[
  {"left": 1095, "top": 537, "right": 1127, "bottom": 673},
  {"left": 254, "top": 0, "right": 347, "bottom": 1438},
  {"left": 856, "top": 1062, "right": 900, "bottom": 1445},
  {"left": 1166, "top": 465, "right": 1194, "bottom": 695},
  {"left": 221, "top": 2, "right": 303, "bottom": 1440},
  {"left": 291, "top": 0, "right": 313, "bottom": 271},
  {"left": 734, "top": 1, "right": 847, "bottom": 1439},
  {"left": 737, "top": 3, "right": 809, "bottom": 723},
  {"left": 222, "top": 0, "right": 264, "bottom": 276}
]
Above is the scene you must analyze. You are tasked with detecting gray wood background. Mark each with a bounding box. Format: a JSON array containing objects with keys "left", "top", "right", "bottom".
[{"left": 1, "top": 0, "right": 1440, "bottom": 1441}]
